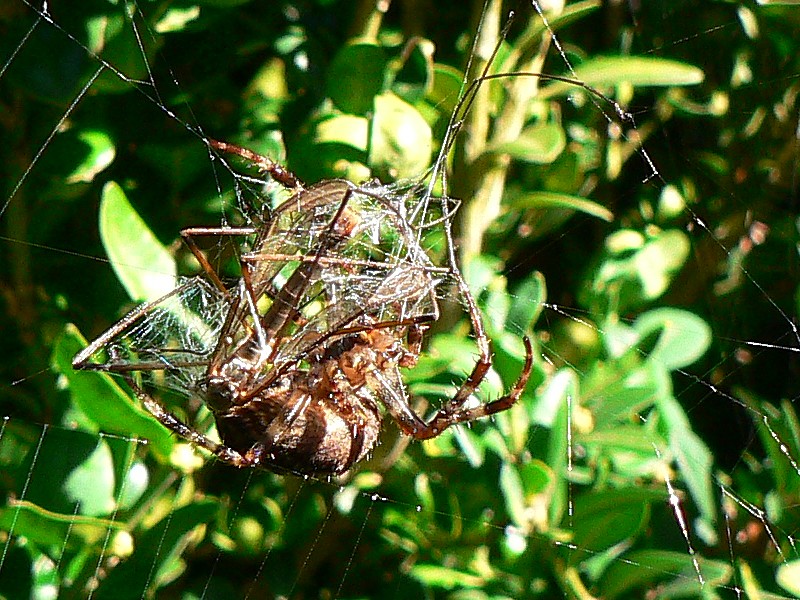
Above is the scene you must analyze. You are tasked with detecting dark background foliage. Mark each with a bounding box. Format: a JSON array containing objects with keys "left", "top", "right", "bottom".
[{"left": 2, "top": 0, "right": 800, "bottom": 598}]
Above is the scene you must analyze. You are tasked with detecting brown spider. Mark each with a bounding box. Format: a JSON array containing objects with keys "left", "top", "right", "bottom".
[
  {"left": 73, "top": 138, "right": 533, "bottom": 475},
  {"left": 72, "top": 0, "right": 545, "bottom": 475}
]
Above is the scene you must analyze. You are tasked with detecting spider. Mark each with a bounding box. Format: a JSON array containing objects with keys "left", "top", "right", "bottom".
[{"left": 73, "top": 137, "right": 533, "bottom": 476}]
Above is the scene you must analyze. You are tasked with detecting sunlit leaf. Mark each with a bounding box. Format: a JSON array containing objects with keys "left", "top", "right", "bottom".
[
  {"left": 777, "top": 560, "right": 800, "bottom": 596},
  {"left": 65, "top": 129, "right": 116, "bottom": 183},
  {"left": 410, "top": 565, "right": 484, "bottom": 590},
  {"left": 511, "top": 190, "right": 613, "bottom": 222},
  {"left": 657, "top": 392, "right": 717, "bottom": 530},
  {"left": 99, "top": 181, "right": 177, "bottom": 303},
  {"left": 0, "top": 500, "right": 126, "bottom": 550},
  {"left": 541, "top": 56, "right": 704, "bottom": 98},
  {"left": 634, "top": 308, "right": 712, "bottom": 371},
  {"left": 370, "top": 92, "right": 433, "bottom": 179},
  {"left": 489, "top": 122, "right": 566, "bottom": 164},
  {"left": 53, "top": 324, "right": 176, "bottom": 460}
]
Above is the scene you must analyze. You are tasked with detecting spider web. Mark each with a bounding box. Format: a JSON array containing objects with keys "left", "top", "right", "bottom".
[{"left": 2, "top": 0, "right": 800, "bottom": 598}]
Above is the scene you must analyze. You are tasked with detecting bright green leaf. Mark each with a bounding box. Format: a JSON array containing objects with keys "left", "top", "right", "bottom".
[
  {"left": 542, "top": 56, "right": 704, "bottom": 98},
  {"left": 65, "top": 129, "right": 116, "bottom": 183},
  {"left": 100, "top": 181, "right": 177, "bottom": 303},
  {"left": 634, "top": 308, "right": 712, "bottom": 371},
  {"left": 410, "top": 564, "right": 484, "bottom": 590},
  {"left": 512, "top": 190, "right": 613, "bottom": 222},
  {"left": 657, "top": 392, "right": 717, "bottom": 530},
  {"left": 490, "top": 122, "right": 566, "bottom": 164},
  {"left": 0, "top": 500, "right": 125, "bottom": 550},
  {"left": 506, "top": 271, "right": 546, "bottom": 334},
  {"left": 499, "top": 463, "right": 526, "bottom": 528},
  {"left": 370, "top": 92, "right": 433, "bottom": 179},
  {"left": 53, "top": 324, "right": 176, "bottom": 460},
  {"left": 777, "top": 560, "right": 800, "bottom": 596}
]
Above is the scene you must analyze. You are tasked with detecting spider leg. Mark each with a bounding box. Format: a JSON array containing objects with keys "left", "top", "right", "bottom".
[
  {"left": 122, "top": 373, "right": 255, "bottom": 468},
  {"left": 207, "top": 139, "right": 304, "bottom": 191},
  {"left": 380, "top": 184, "right": 535, "bottom": 438},
  {"left": 413, "top": 336, "right": 534, "bottom": 439},
  {"left": 370, "top": 366, "right": 432, "bottom": 436}
]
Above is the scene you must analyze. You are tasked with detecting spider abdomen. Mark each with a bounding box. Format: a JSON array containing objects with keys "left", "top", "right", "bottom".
[{"left": 213, "top": 358, "right": 383, "bottom": 475}]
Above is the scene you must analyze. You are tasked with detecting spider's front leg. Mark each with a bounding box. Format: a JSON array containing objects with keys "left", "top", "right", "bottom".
[
  {"left": 391, "top": 273, "right": 534, "bottom": 440},
  {"left": 412, "top": 336, "right": 534, "bottom": 440},
  {"left": 206, "top": 138, "right": 304, "bottom": 191}
]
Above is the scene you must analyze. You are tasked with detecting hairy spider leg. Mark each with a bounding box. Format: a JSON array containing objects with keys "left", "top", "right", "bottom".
[
  {"left": 245, "top": 262, "right": 441, "bottom": 399},
  {"left": 207, "top": 138, "right": 304, "bottom": 191},
  {"left": 197, "top": 180, "right": 373, "bottom": 466},
  {"left": 122, "top": 371, "right": 256, "bottom": 467},
  {"left": 168, "top": 180, "right": 357, "bottom": 392},
  {"left": 410, "top": 337, "right": 534, "bottom": 439},
  {"left": 392, "top": 180, "right": 535, "bottom": 439}
]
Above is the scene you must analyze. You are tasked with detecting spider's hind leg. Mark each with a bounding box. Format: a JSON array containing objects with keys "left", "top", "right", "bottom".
[{"left": 123, "top": 374, "right": 254, "bottom": 468}]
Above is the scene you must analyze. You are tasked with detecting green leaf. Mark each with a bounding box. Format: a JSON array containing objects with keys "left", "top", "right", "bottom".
[
  {"left": 578, "top": 424, "right": 663, "bottom": 453},
  {"left": 369, "top": 92, "right": 433, "bottom": 179},
  {"left": 60, "top": 433, "right": 117, "bottom": 516},
  {"left": 506, "top": 271, "right": 546, "bottom": 334},
  {"left": 777, "top": 560, "right": 800, "bottom": 596},
  {"left": 511, "top": 191, "right": 613, "bottom": 222},
  {"left": 13, "top": 426, "right": 113, "bottom": 516},
  {"left": 634, "top": 308, "right": 712, "bottom": 371},
  {"left": 532, "top": 368, "right": 577, "bottom": 428},
  {"left": 586, "top": 364, "right": 661, "bottom": 426},
  {"left": 292, "top": 112, "right": 371, "bottom": 182},
  {"left": 99, "top": 181, "right": 177, "bottom": 303},
  {"left": 633, "top": 229, "right": 691, "bottom": 300},
  {"left": 600, "top": 550, "right": 732, "bottom": 599},
  {"left": 389, "top": 38, "right": 434, "bottom": 105},
  {"left": 542, "top": 56, "right": 704, "bottom": 98},
  {"left": 489, "top": 122, "right": 566, "bottom": 164},
  {"left": 0, "top": 500, "right": 126, "bottom": 550},
  {"left": 154, "top": 5, "right": 201, "bottom": 32},
  {"left": 452, "top": 426, "right": 485, "bottom": 467},
  {"left": 568, "top": 488, "right": 664, "bottom": 564},
  {"left": 410, "top": 564, "right": 484, "bottom": 590},
  {"left": 499, "top": 463, "right": 526, "bottom": 528},
  {"left": 327, "top": 42, "right": 388, "bottom": 115},
  {"left": 588, "top": 228, "right": 690, "bottom": 311},
  {"left": 53, "top": 324, "right": 176, "bottom": 460},
  {"left": 426, "top": 63, "right": 464, "bottom": 119},
  {"left": 65, "top": 129, "right": 116, "bottom": 183},
  {"left": 657, "top": 392, "right": 717, "bottom": 530},
  {"left": 94, "top": 501, "right": 219, "bottom": 598}
]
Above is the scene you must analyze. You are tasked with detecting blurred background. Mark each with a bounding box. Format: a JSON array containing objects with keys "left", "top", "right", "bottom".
[{"left": 2, "top": 0, "right": 800, "bottom": 598}]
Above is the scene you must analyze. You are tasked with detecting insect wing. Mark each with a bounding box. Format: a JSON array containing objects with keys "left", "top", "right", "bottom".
[{"left": 73, "top": 277, "right": 229, "bottom": 396}]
